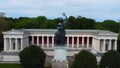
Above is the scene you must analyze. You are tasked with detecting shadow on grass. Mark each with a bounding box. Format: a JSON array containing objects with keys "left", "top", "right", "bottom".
[
  {"left": 0, "top": 62, "right": 52, "bottom": 68},
  {"left": 0, "top": 63, "right": 23, "bottom": 68}
]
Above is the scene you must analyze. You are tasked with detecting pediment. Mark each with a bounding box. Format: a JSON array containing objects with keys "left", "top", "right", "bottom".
[{"left": 3, "top": 29, "right": 27, "bottom": 35}]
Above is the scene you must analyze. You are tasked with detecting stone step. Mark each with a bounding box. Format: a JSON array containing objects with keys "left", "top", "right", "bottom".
[{"left": 52, "top": 62, "right": 68, "bottom": 68}]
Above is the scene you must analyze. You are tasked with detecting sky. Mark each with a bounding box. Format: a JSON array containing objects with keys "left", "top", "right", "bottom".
[{"left": 0, "top": 0, "right": 120, "bottom": 22}]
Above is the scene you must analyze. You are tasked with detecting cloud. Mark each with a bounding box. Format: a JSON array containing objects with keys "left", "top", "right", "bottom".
[{"left": 0, "top": 0, "right": 120, "bottom": 21}]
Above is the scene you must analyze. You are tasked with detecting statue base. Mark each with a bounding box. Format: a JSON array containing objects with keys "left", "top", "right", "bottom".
[{"left": 53, "top": 45, "right": 67, "bottom": 62}]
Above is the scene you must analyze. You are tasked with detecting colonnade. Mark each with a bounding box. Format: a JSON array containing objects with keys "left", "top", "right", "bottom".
[
  {"left": 30, "top": 36, "right": 54, "bottom": 48},
  {"left": 66, "top": 36, "right": 92, "bottom": 48},
  {"left": 30, "top": 36, "right": 92, "bottom": 48},
  {"left": 4, "top": 38, "right": 23, "bottom": 51},
  {"left": 99, "top": 39, "right": 117, "bottom": 52},
  {"left": 3, "top": 36, "right": 117, "bottom": 52}
]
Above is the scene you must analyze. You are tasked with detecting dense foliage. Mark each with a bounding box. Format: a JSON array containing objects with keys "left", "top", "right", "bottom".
[
  {"left": 71, "top": 50, "right": 97, "bottom": 68},
  {"left": 100, "top": 50, "right": 120, "bottom": 68},
  {"left": 0, "top": 17, "right": 11, "bottom": 48},
  {"left": 19, "top": 45, "right": 46, "bottom": 68}
]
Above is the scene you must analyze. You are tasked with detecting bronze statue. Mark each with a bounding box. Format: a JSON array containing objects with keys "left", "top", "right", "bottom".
[{"left": 54, "top": 13, "right": 67, "bottom": 46}]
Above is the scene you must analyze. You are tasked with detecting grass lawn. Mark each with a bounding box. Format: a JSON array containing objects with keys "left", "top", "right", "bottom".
[
  {"left": 0, "top": 63, "right": 23, "bottom": 68},
  {"left": 0, "top": 63, "right": 52, "bottom": 68}
]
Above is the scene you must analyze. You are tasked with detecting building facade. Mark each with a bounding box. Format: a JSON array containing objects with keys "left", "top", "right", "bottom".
[{"left": 0, "top": 29, "right": 118, "bottom": 62}]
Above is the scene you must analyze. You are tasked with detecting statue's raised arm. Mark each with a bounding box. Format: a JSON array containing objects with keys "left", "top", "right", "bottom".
[{"left": 62, "top": 13, "right": 67, "bottom": 24}]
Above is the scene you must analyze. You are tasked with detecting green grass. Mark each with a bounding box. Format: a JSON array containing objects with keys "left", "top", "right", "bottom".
[
  {"left": 0, "top": 63, "right": 23, "bottom": 68},
  {"left": 0, "top": 59, "right": 52, "bottom": 68},
  {"left": 0, "top": 63, "right": 52, "bottom": 68}
]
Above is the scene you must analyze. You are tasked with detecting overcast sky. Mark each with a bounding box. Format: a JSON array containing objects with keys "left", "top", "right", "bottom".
[{"left": 0, "top": 0, "right": 120, "bottom": 21}]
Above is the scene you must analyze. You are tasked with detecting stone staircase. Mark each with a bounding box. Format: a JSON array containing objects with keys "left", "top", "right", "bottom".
[
  {"left": 0, "top": 51, "right": 19, "bottom": 55},
  {"left": 52, "top": 62, "right": 68, "bottom": 68}
]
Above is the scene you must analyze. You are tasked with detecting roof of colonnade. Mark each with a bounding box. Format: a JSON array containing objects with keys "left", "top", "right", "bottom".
[{"left": 2, "top": 29, "right": 118, "bottom": 36}]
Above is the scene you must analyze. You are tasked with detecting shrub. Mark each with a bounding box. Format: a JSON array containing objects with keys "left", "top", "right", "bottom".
[
  {"left": 71, "top": 50, "right": 97, "bottom": 68},
  {"left": 19, "top": 45, "right": 46, "bottom": 68},
  {"left": 68, "top": 60, "right": 73, "bottom": 68},
  {"left": 100, "top": 50, "right": 120, "bottom": 68}
]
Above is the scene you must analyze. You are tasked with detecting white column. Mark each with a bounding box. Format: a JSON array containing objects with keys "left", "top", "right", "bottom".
[
  {"left": 4, "top": 38, "right": 7, "bottom": 51},
  {"left": 87, "top": 37, "right": 89, "bottom": 48},
  {"left": 15, "top": 38, "right": 18, "bottom": 51},
  {"left": 52, "top": 37, "right": 54, "bottom": 48},
  {"left": 109, "top": 39, "right": 111, "bottom": 50},
  {"left": 37, "top": 36, "right": 39, "bottom": 46},
  {"left": 98, "top": 39, "right": 100, "bottom": 51},
  {"left": 82, "top": 37, "right": 84, "bottom": 48},
  {"left": 103, "top": 39, "right": 106, "bottom": 52},
  {"left": 47, "top": 36, "right": 49, "bottom": 48},
  {"left": 72, "top": 37, "right": 74, "bottom": 48},
  {"left": 77, "top": 37, "right": 79, "bottom": 48},
  {"left": 32, "top": 36, "right": 34, "bottom": 45},
  {"left": 67, "top": 37, "right": 69, "bottom": 48},
  {"left": 21, "top": 38, "right": 23, "bottom": 50},
  {"left": 114, "top": 40, "right": 117, "bottom": 50},
  {"left": 9, "top": 38, "right": 12, "bottom": 51},
  {"left": 42, "top": 36, "right": 44, "bottom": 48}
]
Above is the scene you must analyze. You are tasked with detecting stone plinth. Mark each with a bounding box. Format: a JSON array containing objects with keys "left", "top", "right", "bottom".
[{"left": 53, "top": 45, "right": 67, "bottom": 62}]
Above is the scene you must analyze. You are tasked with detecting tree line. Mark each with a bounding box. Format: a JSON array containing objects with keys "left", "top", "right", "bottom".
[{"left": 1, "top": 15, "right": 120, "bottom": 32}]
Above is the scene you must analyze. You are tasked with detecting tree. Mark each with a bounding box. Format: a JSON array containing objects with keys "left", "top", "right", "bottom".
[
  {"left": 71, "top": 50, "right": 97, "bottom": 68},
  {"left": 45, "top": 19, "right": 57, "bottom": 29},
  {"left": 117, "top": 31, "right": 120, "bottom": 53},
  {"left": 76, "top": 17, "right": 95, "bottom": 29},
  {"left": 0, "top": 13, "right": 10, "bottom": 48},
  {"left": 0, "top": 12, "right": 5, "bottom": 17},
  {"left": 65, "top": 16, "right": 95, "bottom": 29},
  {"left": 102, "top": 20, "right": 119, "bottom": 32},
  {"left": 35, "top": 16, "right": 47, "bottom": 29},
  {"left": 19, "top": 45, "right": 46, "bottom": 68},
  {"left": 0, "top": 12, "right": 10, "bottom": 31},
  {"left": 65, "top": 16, "right": 76, "bottom": 29},
  {"left": 100, "top": 50, "right": 120, "bottom": 68},
  {"left": 94, "top": 22, "right": 104, "bottom": 30},
  {"left": 13, "top": 17, "right": 39, "bottom": 29}
]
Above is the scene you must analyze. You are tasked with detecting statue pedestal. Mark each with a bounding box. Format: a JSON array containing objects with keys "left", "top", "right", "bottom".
[{"left": 53, "top": 46, "right": 67, "bottom": 62}]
